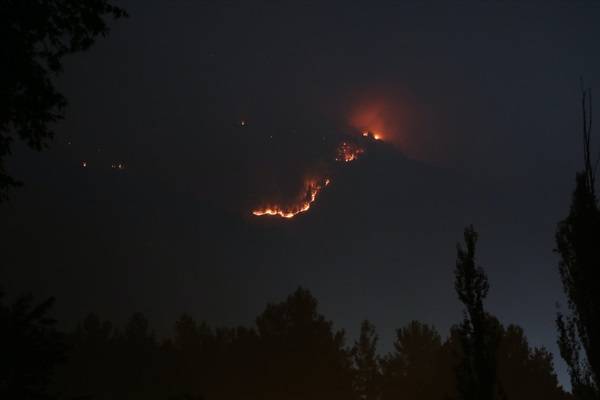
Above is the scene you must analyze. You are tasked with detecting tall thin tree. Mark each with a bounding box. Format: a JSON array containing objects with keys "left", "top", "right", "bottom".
[
  {"left": 352, "top": 320, "right": 381, "bottom": 400},
  {"left": 556, "top": 85, "right": 600, "bottom": 400},
  {"left": 453, "top": 225, "right": 500, "bottom": 400}
]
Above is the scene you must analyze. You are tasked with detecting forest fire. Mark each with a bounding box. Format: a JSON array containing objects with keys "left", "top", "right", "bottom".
[
  {"left": 252, "top": 131, "right": 375, "bottom": 219},
  {"left": 252, "top": 178, "right": 330, "bottom": 219},
  {"left": 336, "top": 141, "right": 365, "bottom": 162}
]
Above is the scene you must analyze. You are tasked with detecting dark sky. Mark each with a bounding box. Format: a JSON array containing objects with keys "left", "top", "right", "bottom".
[{"left": 3, "top": 0, "right": 600, "bottom": 388}]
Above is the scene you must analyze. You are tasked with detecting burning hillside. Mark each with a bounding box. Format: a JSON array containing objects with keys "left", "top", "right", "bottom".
[
  {"left": 252, "top": 133, "right": 379, "bottom": 219},
  {"left": 336, "top": 141, "right": 365, "bottom": 163}
]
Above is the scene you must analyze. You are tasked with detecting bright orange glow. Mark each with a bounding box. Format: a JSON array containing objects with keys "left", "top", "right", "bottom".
[
  {"left": 361, "top": 131, "right": 383, "bottom": 141},
  {"left": 348, "top": 90, "right": 414, "bottom": 145},
  {"left": 336, "top": 141, "right": 365, "bottom": 162},
  {"left": 252, "top": 178, "right": 330, "bottom": 219},
  {"left": 352, "top": 102, "right": 389, "bottom": 142}
]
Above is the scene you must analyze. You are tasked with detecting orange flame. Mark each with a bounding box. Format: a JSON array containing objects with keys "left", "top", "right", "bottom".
[
  {"left": 351, "top": 97, "right": 399, "bottom": 142},
  {"left": 336, "top": 142, "right": 365, "bottom": 162},
  {"left": 252, "top": 178, "right": 330, "bottom": 218},
  {"left": 362, "top": 131, "right": 383, "bottom": 141}
]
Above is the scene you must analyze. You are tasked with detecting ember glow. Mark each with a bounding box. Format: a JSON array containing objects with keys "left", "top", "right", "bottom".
[
  {"left": 336, "top": 141, "right": 365, "bottom": 162},
  {"left": 362, "top": 131, "right": 383, "bottom": 141},
  {"left": 349, "top": 93, "right": 413, "bottom": 145},
  {"left": 352, "top": 103, "right": 388, "bottom": 142},
  {"left": 252, "top": 178, "right": 331, "bottom": 219}
]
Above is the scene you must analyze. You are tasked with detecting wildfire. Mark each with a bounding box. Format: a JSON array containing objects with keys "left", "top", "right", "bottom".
[
  {"left": 252, "top": 128, "right": 378, "bottom": 220},
  {"left": 336, "top": 141, "right": 364, "bottom": 163},
  {"left": 252, "top": 178, "right": 330, "bottom": 219}
]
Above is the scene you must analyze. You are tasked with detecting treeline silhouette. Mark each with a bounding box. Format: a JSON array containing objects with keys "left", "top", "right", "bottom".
[{"left": 1, "top": 283, "right": 570, "bottom": 400}]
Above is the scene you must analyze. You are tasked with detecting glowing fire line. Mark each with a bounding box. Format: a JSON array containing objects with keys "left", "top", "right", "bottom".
[{"left": 252, "top": 179, "right": 330, "bottom": 218}]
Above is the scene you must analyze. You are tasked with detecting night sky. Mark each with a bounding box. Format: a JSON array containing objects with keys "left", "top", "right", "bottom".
[{"left": 3, "top": 0, "right": 600, "bottom": 387}]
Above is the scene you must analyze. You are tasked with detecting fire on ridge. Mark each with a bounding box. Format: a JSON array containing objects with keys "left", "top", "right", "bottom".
[
  {"left": 336, "top": 141, "right": 365, "bottom": 163},
  {"left": 252, "top": 132, "right": 379, "bottom": 219},
  {"left": 252, "top": 178, "right": 331, "bottom": 219}
]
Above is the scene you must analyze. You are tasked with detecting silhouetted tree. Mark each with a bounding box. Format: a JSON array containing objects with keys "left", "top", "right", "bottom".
[
  {"left": 453, "top": 225, "right": 501, "bottom": 400},
  {"left": 556, "top": 86, "right": 600, "bottom": 399},
  {"left": 497, "top": 325, "right": 571, "bottom": 400},
  {"left": 381, "top": 320, "right": 451, "bottom": 400},
  {"left": 352, "top": 320, "right": 381, "bottom": 400},
  {"left": 254, "top": 287, "right": 356, "bottom": 400},
  {"left": 0, "top": 0, "right": 127, "bottom": 200},
  {"left": 447, "top": 318, "right": 572, "bottom": 400},
  {"left": 0, "top": 291, "right": 64, "bottom": 399}
]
